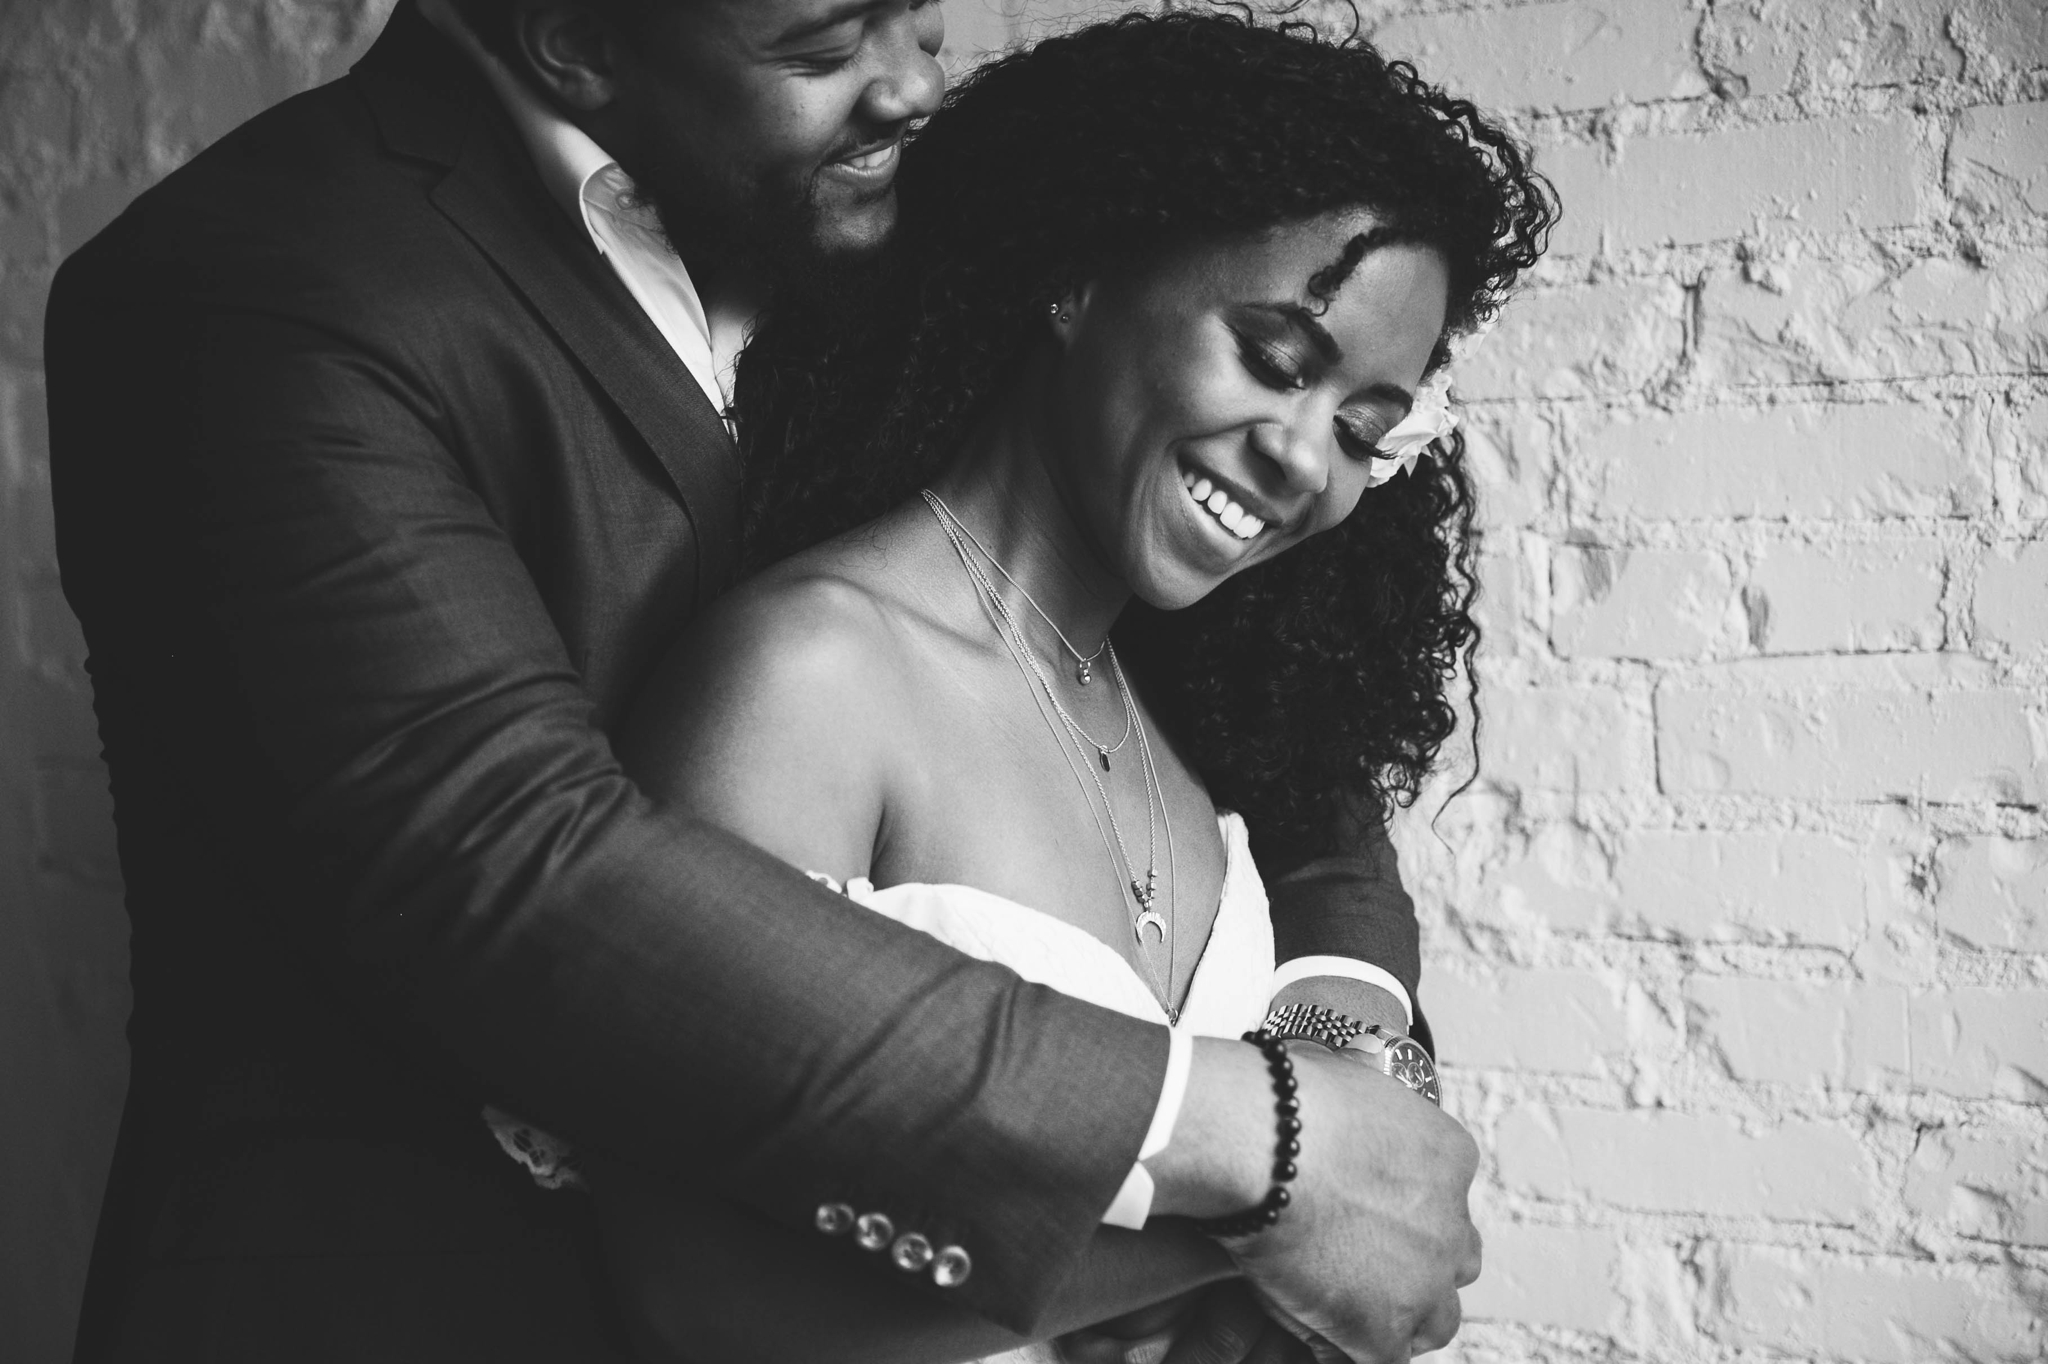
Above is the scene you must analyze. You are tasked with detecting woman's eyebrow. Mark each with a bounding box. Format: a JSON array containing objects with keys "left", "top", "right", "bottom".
[
  {"left": 1247, "top": 301, "right": 1342, "bottom": 362},
  {"left": 1354, "top": 381, "right": 1417, "bottom": 415}
]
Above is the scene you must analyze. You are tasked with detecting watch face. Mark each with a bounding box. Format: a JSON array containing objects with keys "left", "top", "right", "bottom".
[{"left": 1382, "top": 1035, "right": 1442, "bottom": 1106}]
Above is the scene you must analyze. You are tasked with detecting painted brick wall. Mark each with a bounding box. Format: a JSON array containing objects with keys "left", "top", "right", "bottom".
[
  {"left": 2, "top": 1, "right": 2041, "bottom": 1361},
  {"left": 1352, "top": 1, "right": 2048, "bottom": 1359}
]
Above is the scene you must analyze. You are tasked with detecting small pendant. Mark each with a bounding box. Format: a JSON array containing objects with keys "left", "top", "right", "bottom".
[
  {"left": 1098, "top": 748, "right": 1111, "bottom": 772},
  {"left": 1135, "top": 909, "right": 1166, "bottom": 942},
  {"left": 1076, "top": 656, "right": 1093, "bottom": 685}
]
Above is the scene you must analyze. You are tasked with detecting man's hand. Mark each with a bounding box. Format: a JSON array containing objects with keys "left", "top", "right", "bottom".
[{"left": 1150, "top": 1040, "right": 1482, "bottom": 1364}]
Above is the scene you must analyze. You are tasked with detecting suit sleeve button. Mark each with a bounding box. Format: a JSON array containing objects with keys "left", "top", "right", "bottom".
[
  {"left": 854, "top": 1212, "right": 895, "bottom": 1251},
  {"left": 931, "top": 1244, "right": 972, "bottom": 1287},
  {"left": 889, "top": 1232, "right": 933, "bottom": 1272},
  {"left": 815, "top": 1203, "right": 856, "bottom": 1235}
]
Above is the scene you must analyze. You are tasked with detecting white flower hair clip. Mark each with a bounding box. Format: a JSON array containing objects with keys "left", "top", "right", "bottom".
[{"left": 1362, "top": 324, "right": 1490, "bottom": 488}]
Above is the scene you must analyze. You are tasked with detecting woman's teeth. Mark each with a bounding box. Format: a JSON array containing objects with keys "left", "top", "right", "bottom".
[{"left": 1183, "top": 470, "right": 1265, "bottom": 540}]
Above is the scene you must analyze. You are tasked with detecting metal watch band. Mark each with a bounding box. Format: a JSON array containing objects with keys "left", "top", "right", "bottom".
[{"left": 1261, "top": 1002, "right": 1368, "bottom": 1053}]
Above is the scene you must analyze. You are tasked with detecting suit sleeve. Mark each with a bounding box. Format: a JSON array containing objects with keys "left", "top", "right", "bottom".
[
  {"left": 1263, "top": 813, "right": 1433, "bottom": 1056},
  {"left": 46, "top": 229, "right": 1162, "bottom": 1333}
]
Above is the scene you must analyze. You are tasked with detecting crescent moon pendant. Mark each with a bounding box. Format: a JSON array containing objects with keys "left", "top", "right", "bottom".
[{"left": 1135, "top": 911, "right": 1167, "bottom": 943}]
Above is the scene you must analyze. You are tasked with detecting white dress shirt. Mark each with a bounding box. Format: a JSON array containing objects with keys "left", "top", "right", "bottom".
[
  {"left": 419, "top": 0, "right": 1408, "bottom": 1230},
  {"left": 420, "top": 0, "right": 751, "bottom": 423}
]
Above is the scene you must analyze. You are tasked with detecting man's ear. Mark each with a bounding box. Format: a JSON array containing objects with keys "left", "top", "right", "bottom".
[{"left": 513, "top": 0, "right": 623, "bottom": 112}]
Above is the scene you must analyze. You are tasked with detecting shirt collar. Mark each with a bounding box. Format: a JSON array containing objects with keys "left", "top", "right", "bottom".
[{"left": 418, "top": 0, "right": 626, "bottom": 229}]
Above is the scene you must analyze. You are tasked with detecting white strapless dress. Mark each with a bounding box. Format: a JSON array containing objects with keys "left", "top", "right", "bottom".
[
  {"left": 834, "top": 811, "right": 1275, "bottom": 1034},
  {"left": 485, "top": 814, "right": 1275, "bottom": 1360}
]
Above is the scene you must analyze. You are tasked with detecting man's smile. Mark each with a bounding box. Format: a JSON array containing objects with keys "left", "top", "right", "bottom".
[{"left": 822, "top": 133, "right": 902, "bottom": 185}]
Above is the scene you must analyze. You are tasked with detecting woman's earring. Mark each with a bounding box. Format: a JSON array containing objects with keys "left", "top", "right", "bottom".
[{"left": 1048, "top": 301, "right": 1071, "bottom": 324}]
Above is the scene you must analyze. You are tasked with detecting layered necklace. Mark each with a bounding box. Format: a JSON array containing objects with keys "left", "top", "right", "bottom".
[{"left": 922, "top": 490, "right": 1181, "bottom": 1019}]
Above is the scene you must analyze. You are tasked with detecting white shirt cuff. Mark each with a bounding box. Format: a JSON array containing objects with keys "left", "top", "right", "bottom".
[
  {"left": 1269, "top": 955, "right": 1415, "bottom": 1027},
  {"left": 1101, "top": 1028, "right": 1193, "bottom": 1228}
]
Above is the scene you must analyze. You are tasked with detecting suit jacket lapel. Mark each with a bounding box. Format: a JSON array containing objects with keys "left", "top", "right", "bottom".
[{"left": 352, "top": 2, "right": 742, "bottom": 600}]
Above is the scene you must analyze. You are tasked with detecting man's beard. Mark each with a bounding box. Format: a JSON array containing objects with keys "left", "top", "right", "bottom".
[{"left": 629, "top": 150, "right": 879, "bottom": 300}]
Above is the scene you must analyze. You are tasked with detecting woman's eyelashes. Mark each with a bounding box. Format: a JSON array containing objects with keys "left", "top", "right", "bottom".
[
  {"left": 1230, "top": 327, "right": 1393, "bottom": 460},
  {"left": 1332, "top": 410, "right": 1391, "bottom": 458},
  {"left": 1232, "top": 330, "right": 1311, "bottom": 391}
]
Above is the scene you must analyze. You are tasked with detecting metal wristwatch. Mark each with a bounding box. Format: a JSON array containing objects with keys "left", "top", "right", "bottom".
[
  {"left": 1354, "top": 1023, "right": 1442, "bottom": 1106},
  {"left": 1262, "top": 1004, "right": 1441, "bottom": 1106}
]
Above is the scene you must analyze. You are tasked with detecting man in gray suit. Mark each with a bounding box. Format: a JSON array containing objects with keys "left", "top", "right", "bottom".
[{"left": 48, "top": 0, "right": 1479, "bottom": 1357}]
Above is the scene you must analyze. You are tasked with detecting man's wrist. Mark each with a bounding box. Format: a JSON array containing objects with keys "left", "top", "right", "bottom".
[
  {"left": 1270, "top": 974, "right": 1408, "bottom": 1037},
  {"left": 1145, "top": 1037, "right": 1279, "bottom": 1220}
]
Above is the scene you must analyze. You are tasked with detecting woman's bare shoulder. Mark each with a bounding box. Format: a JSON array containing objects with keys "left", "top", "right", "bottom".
[{"left": 618, "top": 530, "right": 924, "bottom": 876}]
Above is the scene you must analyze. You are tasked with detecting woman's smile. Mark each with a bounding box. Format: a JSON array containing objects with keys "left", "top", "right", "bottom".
[
  {"left": 1177, "top": 459, "right": 1277, "bottom": 543},
  {"left": 1040, "top": 215, "right": 1451, "bottom": 610}
]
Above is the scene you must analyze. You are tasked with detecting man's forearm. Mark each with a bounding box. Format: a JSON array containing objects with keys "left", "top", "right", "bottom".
[{"left": 593, "top": 1161, "right": 1235, "bottom": 1364}]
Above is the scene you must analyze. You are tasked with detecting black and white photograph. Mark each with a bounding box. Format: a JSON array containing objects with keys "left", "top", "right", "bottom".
[{"left": 1, "top": 0, "right": 2043, "bottom": 1360}]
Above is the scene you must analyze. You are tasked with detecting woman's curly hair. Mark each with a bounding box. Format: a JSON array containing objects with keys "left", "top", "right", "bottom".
[{"left": 736, "top": 8, "right": 1556, "bottom": 865}]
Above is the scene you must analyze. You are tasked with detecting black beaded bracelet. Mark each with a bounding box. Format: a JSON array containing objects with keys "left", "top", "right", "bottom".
[{"left": 1192, "top": 1029, "right": 1300, "bottom": 1238}]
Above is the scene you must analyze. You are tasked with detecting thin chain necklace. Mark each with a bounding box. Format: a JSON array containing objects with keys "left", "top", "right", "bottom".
[
  {"left": 928, "top": 491, "right": 1112, "bottom": 686},
  {"left": 924, "top": 492, "right": 1181, "bottom": 1018},
  {"left": 923, "top": 491, "right": 1131, "bottom": 767}
]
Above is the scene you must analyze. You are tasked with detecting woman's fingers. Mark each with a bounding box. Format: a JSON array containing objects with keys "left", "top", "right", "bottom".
[{"left": 1160, "top": 1284, "right": 1282, "bottom": 1364}]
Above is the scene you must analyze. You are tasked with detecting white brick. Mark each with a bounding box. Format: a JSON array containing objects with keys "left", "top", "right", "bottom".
[
  {"left": 1430, "top": 966, "right": 1627, "bottom": 1076},
  {"left": 1746, "top": 540, "right": 1946, "bottom": 654},
  {"left": 1685, "top": 976, "right": 1909, "bottom": 1089},
  {"left": 1714, "top": 1247, "right": 2046, "bottom": 1362},
  {"left": 1461, "top": 1222, "right": 1622, "bottom": 1333},
  {"left": 1610, "top": 831, "right": 1865, "bottom": 946},
  {"left": 1576, "top": 402, "right": 1991, "bottom": 522},
  {"left": 1655, "top": 659, "right": 2045, "bottom": 802},
  {"left": 1935, "top": 835, "right": 2048, "bottom": 952},
  {"left": 1904, "top": 1124, "right": 2048, "bottom": 1247},
  {"left": 1949, "top": 101, "right": 2048, "bottom": 219},
  {"left": 1700, "top": 249, "right": 2048, "bottom": 387},
  {"left": 1497, "top": 1106, "right": 1872, "bottom": 1222},
  {"left": 1546, "top": 117, "right": 1926, "bottom": 256},
  {"left": 1698, "top": 0, "right": 1970, "bottom": 98},
  {"left": 1372, "top": 0, "right": 1707, "bottom": 113},
  {"left": 1910, "top": 986, "right": 2048, "bottom": 1101},
  {"left": 1461, "top": 408, "right": 1553, "bottom": 532},
  {"left": 1486, "top": 686, "right": 1650, "bottom": 794},
  {"left": 1473, "top": 548, "right": 1534, "bottom": 661},
  {"left": 1975, "top": 537, "right": 2048, "bottom": 652},
  {"left": 1491, "top": 819, "right": 1617, "bottom": 934},
  {"left": 1551, "top": 546, "right": 1731, "bottom": 660},
  {"left": 1460, "top": 280, "right": 1684, "bottom": 400},
  {"left": 1955, "top": 0, "right": 2048, "bottom": 85}
]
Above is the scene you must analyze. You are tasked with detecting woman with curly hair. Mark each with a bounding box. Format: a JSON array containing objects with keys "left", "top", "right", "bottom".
[{"left": 592, "top": 8, "right": 1554, "bottom": 1360}]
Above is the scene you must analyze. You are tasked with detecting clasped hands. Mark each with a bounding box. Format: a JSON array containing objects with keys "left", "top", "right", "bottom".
[{"left": 1127, "top": 1038, "right": 1482, "bottom": 1364}]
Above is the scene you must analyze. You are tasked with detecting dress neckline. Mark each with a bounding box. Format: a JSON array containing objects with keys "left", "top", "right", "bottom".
[{"left": 846, "top": 812, "right": 1257, "bottom": 1029}]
